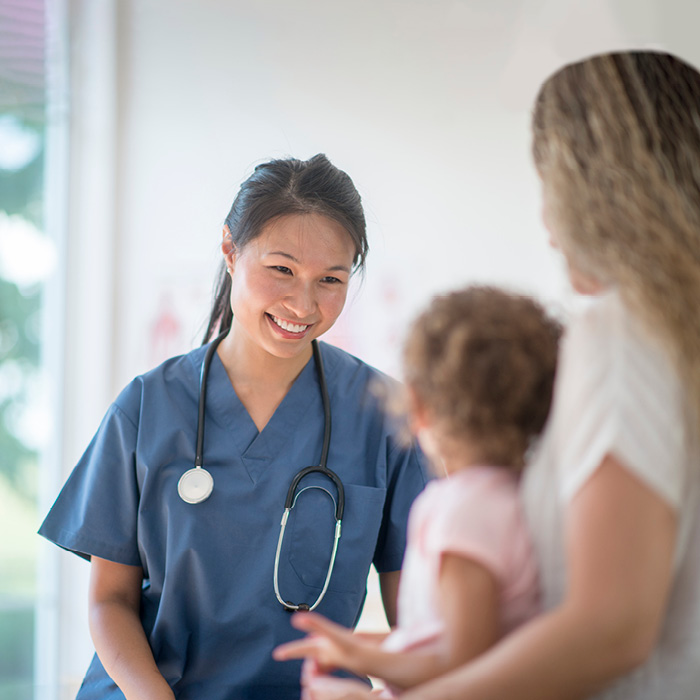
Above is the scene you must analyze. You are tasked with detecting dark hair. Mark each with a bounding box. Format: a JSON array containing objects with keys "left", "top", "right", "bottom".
[
  {"left": 203, "top": 153, "right": 368, "bottom": 342},
  {"left": 403, "top": 286, "right": 562, "bottom": 469}
]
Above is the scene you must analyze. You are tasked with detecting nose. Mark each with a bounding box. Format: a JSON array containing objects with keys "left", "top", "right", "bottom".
[{"left": 284, "top": 280, "right": 317, "bottom": 319}]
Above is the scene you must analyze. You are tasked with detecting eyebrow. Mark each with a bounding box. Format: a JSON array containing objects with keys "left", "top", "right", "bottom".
[{"left": 267, "top": 250, "right": 351, "bottom": 273}]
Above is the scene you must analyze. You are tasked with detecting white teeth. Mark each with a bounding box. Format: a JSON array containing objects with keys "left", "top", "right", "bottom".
[{"left": 271, "top": 315, "right": 309, "bottom": 333}]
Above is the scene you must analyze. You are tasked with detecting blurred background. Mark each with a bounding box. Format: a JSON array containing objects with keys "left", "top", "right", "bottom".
[{"left": 2, "top": 0, "right": 699, "bottom": 697}]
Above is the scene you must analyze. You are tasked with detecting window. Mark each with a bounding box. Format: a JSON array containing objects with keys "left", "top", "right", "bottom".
[{"left": 0, "top": 1, "right": 66, "bottom": 698}]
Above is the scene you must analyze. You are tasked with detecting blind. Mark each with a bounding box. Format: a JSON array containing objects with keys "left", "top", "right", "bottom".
[{"left": 0, "top": 0, "right": 45, "bottom": 121}]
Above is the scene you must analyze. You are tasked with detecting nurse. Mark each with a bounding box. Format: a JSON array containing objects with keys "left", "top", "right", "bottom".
[{"left": 39, "top": 154, "right": 429, "bottom": 700}]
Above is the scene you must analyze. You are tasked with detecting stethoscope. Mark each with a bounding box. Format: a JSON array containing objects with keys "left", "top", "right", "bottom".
[{"left": 177, "top": 333, "right": 344, "bottom": 612}]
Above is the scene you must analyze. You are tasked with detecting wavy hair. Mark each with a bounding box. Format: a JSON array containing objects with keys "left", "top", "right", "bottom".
[{"left": 532, "top": 51, "right": 700, "bottom": 430}]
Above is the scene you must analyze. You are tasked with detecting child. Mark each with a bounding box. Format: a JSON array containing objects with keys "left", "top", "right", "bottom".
[{"left": 273, "top": 285, "right": 561, "bottom": 698}]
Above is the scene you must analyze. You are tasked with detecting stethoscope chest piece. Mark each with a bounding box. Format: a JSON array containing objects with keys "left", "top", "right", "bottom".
[
  {"left": 178, "top": 467, "right": 214, "bottom": 504},
  {"left": 179, "top": 334, "right": 224, "bottom": 506}
]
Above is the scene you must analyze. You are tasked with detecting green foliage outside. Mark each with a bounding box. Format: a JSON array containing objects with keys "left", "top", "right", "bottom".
[
  {"left": 0, "top": 607, "right": 34, "bottom": 700},
  {"left": 0, "top": 114, "right": 44, "bottom": 700},
  {"left": 0, "top": 114, "right": 43, "bottom": 494}
]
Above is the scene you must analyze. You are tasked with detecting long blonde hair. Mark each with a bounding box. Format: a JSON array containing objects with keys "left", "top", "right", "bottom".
[{"left": 532, "top": 51, "right": 700, "bottom": 432}]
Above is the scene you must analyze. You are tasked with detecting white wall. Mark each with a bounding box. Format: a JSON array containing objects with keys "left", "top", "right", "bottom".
[
  {"left": 49, "top": 0, "right": 700, "bottom": 693},
  {"left": 109, "top": 0, "right": 700, "bottom": 383}
]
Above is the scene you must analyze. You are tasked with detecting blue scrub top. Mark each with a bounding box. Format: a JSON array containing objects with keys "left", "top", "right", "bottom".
[{"left": 39, "top": 341, "right": 429, "bottom": 700}]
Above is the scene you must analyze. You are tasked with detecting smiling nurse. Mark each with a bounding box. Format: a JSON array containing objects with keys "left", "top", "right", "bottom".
[{"left": 39, "top": 154, "right": 430, "bottom": 700}]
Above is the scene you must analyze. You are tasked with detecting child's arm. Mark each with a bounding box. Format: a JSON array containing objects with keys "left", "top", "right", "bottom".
[
  {"left": 398, "top": 456, "right": 677, "bottom": 700},
  {"left": 274, "top": 553, "right": 499, "bottom": 689},
  {"left": 88, "top": 556, "right": 175, "bottom": 700}
]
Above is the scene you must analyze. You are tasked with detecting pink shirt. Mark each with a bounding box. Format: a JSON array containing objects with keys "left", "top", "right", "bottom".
[{"left": 383, "top": 466, "right": 539, "bottom": 655}]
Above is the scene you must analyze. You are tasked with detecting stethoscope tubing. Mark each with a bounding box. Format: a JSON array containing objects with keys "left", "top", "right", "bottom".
[
  {"left": 195, "top": 332, "right": 227, "bottom": 468},
  {"left": 183, "top": 332, "right": 344, "bottom": 612}
]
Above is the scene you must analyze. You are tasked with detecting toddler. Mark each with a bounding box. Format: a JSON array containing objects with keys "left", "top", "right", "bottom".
[{"left": 274, "top": 285, "right": 561, "bottom": 698}]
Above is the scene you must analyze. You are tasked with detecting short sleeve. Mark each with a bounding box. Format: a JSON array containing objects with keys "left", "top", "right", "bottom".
[
  {"left": 38, "top": 383, "right": 143, "bottom": 565},
  {"left": 372, "top": 436, "right": 431, "bottom": 573},
  {"left": 424, "top": 472, "right": 521, "bottom": 583},
  {"left": 555, "top": 292, "right": 686, "bottom": 508}
]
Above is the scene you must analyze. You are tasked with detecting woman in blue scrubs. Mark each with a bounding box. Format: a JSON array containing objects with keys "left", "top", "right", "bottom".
[{"left": 39, "top": 154, "right": 429, "bottom": 700}]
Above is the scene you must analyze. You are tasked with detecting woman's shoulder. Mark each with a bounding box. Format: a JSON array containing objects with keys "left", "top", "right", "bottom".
[
  {"left": 564, "top": 289, "right": 671, "bottom": 373},
  {"left": 318, "top": 342, "right": 415, "bottom": 452},
  {"left": 140, "top": 343, "right": 206, "bottom": 384},
  {"left": 566, "top": 289, "right": 621, "bottom": 343},
  {"left": 112, "top": 345, "right": 205, "bottom": 423},
  {"left": 552, "top": 289, "right": 687, "bottom": 505},
  {"left": 318, "top": 341, "right": 399, "bottom": 392}
]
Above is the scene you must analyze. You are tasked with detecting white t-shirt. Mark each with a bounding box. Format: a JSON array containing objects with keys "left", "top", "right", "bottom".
[{"left": 522, "top": 289, "right": 700, "bottom": 699}]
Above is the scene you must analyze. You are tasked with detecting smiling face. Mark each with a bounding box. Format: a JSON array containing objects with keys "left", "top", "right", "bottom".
[{"left": 223, "top": 212, "right": 356, "bottom": 361}]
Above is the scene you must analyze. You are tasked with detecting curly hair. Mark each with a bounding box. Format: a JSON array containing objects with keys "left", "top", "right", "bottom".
[
  {"left": 532, "top": 51, "right": 700, "bottom": 434},
  {"left": 402, "top": 286, "right": 562, "bottom": 469}
]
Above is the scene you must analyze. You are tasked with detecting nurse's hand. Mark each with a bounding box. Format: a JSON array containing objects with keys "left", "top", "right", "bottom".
[{"left": 273, "top": 612, "right": 375, "bottom": 676}]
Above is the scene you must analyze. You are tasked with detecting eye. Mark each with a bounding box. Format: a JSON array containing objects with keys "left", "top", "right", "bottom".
[
  {"left": 270, "top": 265, "right": 292, "bottom": 275},
  {"left": 321, "top": 276, "right": 343, "bottom": 285}
]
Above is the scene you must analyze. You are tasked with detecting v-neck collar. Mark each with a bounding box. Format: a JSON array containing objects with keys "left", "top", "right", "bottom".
[{"left": 200, "top": 344, "right": 328, "bottom": 482}]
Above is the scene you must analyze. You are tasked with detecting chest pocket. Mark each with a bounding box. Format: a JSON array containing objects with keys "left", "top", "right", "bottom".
[{"left": 285, "top": 482, "right": 387, "bottom": 594}]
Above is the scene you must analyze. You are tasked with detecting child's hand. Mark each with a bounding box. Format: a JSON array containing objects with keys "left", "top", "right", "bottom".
[
  {"left": 300, "top": 659, "right": 322, "bottom": 700},
  {"left": 301, "top": 657, "right": 325, "bottom": 692},
  {"left": 304, "top": 676, "right": 378, "bottom": 700},
  {"left": 272, "top": 612, "right": 372, "bottom": 676}
]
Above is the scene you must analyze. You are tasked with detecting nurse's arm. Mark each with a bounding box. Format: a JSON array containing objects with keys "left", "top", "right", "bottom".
[
  {"left": 89, "top": 556, "right": 175, "bottom": 700},
  {"left": 398, "top": 455, "right": 677, "bottom": 700},
  {"left": 378, "top": 570, "right": 400, "bottom": 627}
]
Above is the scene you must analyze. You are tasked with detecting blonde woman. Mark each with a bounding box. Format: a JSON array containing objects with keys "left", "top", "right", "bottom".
[{"left": 292, "top": 52, "right": 700, "bottom": 700}]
